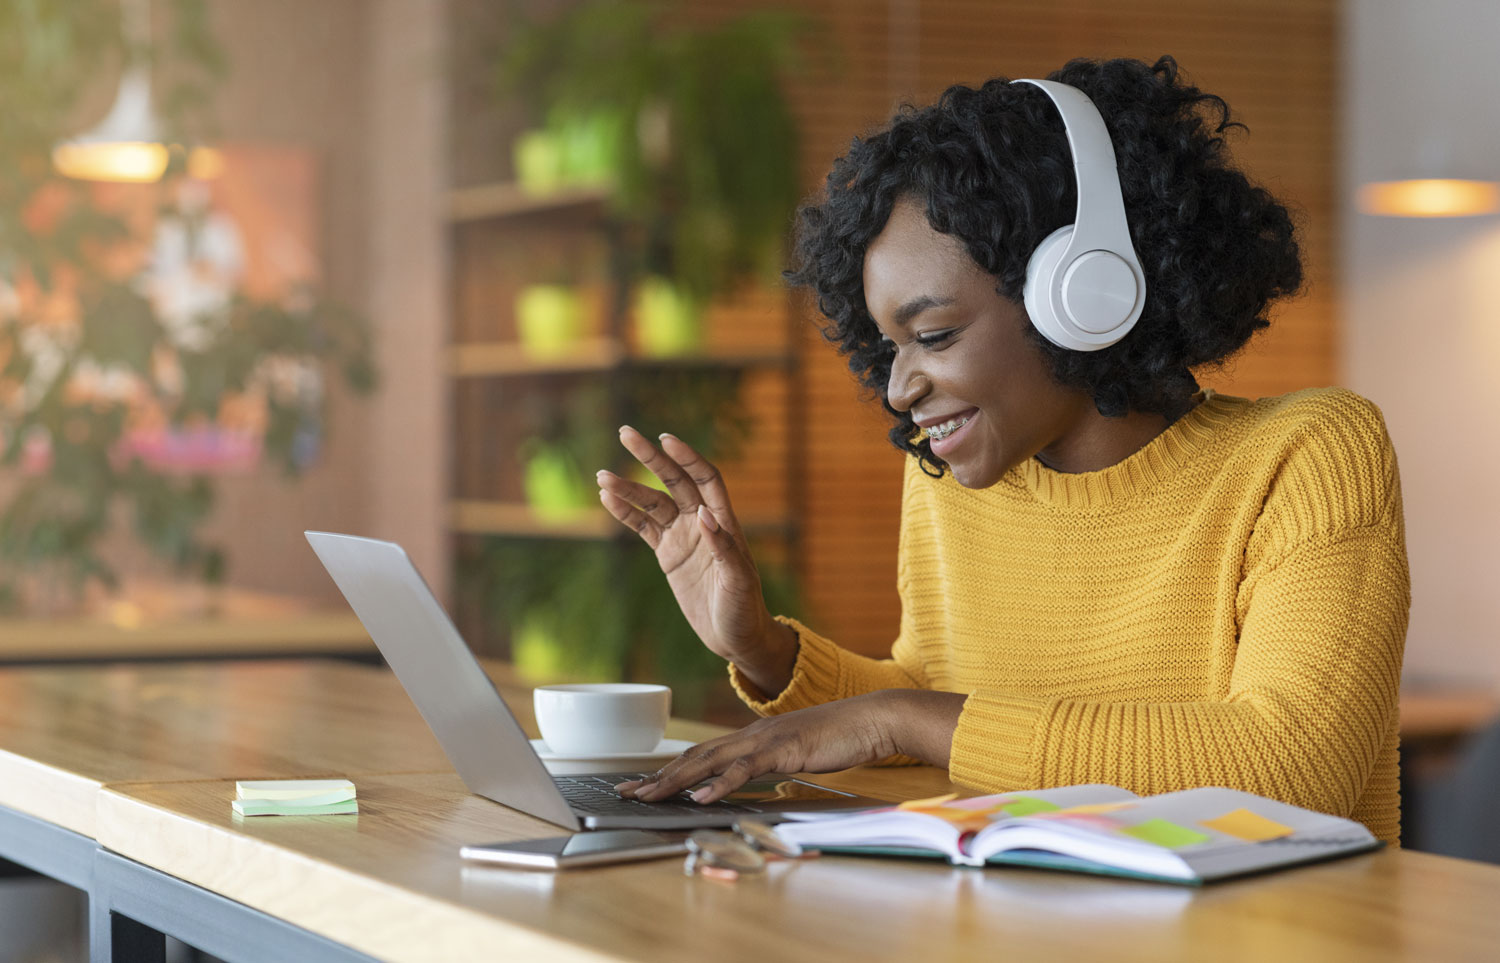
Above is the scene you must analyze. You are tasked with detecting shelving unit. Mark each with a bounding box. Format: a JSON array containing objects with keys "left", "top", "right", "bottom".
[
  {"left": 447, "top": 182, "right": 609, "bottom": 222},
  {"left": 449, "top": 498, "right": 795, "bottom": 541},
  {"left": 448, "top": 338, "right": 792, "bottom": 378},
  {"left": 444, "top": 180, "right": 801, "bottom": 665}
]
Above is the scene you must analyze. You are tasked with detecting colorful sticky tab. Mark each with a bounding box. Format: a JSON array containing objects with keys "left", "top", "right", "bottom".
[
  {"left": 1200, "top": 808, "right": 1294, "bottom": 842},
  {"left": 999, "top": 797, "right": 1062, "bottom": 817},
  {"left": 1120, "top": 818, "right": 1211, "bottom": 849}
]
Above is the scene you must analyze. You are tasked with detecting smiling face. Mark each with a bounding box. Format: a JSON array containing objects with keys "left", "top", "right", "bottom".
[{"left": 862, "top": 196, "right": 1096, "bottom": 488}]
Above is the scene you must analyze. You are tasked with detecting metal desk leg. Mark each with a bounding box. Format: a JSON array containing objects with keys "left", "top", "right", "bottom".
[
  {"left": 89, "top": 849, "right": 378, "bottom": 963},
  {"left": 0, "top": 802, "right": 97, "bottom": 889},
  {"left": 88, "top": 907, "right": 166, "bottom": 963},
  {"left": 0, "top": 802, "right": 104, "bottom": 959},
  {"left": 88, "top": 852, "right": 165, "bottom": 963}
]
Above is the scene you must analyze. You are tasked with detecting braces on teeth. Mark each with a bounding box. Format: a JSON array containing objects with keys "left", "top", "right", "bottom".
[{"left": 926, "top": 416, "right": 969, "bottom": 442}]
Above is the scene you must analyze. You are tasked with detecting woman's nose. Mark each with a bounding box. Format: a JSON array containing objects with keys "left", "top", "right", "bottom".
[{"left": 885, "top": 348, "right": 929, "bottom": 413}]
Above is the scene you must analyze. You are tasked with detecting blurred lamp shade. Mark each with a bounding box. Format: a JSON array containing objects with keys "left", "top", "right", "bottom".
[
  {"left": 1357, "top": 178, "right": 1500, "bottom": 218},
  {"left": 51, "top": 66, "right": 170, "bottom": 183},
  {"left": 50, "top": 0, "right": 221, "bottom": 184}
]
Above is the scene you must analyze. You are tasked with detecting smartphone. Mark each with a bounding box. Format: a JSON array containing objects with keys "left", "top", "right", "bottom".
[{"left": 460, "top": 830, "right": 689, "bottom": 870}]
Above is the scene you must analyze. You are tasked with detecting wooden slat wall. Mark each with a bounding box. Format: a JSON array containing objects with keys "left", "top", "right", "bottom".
[{"left": 710, "top": 0, "right": 1339, "bottom": 656}]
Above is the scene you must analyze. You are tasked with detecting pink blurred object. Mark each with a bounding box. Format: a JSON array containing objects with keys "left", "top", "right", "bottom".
[
  {"left": 19, "top": 432, "right": 53, "bottom": 474},
  {"left": 21, "top": 426, "right": 263, "bottom": 476},
  {"left": 112, "top": 426, "right": 262, "bottom": 474}
]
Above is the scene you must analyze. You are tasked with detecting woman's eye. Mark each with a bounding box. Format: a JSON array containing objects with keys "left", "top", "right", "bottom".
[{"left": 915, "top": 329, "right": 955, "bottom": 347}]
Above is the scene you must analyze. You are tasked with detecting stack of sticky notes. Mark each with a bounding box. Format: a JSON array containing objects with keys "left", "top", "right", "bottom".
[{"left": 232, "top": 779, "right": 359, "bottom": 817}]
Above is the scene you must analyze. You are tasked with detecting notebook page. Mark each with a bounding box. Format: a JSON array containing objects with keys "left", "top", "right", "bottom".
[{"left": 972, "top": 786, "right": 1376, "bottom": 881}]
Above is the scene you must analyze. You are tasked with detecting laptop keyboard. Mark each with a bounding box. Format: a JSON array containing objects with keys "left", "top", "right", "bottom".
[{"left": 553, "top": 773, "right": 762, "bottom": 816}]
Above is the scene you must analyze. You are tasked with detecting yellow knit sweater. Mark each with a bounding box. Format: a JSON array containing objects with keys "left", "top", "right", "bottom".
[{"left": 733, "top": 387, "right": 1410, "bottom": 843}]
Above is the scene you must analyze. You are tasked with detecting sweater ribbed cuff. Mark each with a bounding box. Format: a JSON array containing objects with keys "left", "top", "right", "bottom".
[
  {"left": 728, "top": 616, "right": 842, "bottom": 716},
  {"left": 948, "top": 691, "right": 1051, "bottom": 792}
]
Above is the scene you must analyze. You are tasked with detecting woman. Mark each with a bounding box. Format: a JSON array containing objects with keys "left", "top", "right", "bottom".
[{"left": 596, "top": 56, "right": 1409, "bottom": 842}]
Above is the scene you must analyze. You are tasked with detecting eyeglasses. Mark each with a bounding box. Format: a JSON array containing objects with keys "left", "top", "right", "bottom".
[{"left": 682, "top": 820, "right": 816, "bottom": 882}]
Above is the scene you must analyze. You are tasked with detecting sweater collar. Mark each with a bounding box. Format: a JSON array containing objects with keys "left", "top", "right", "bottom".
[{"left": 1012, "top": 389, "right": 1245, "bottom": 509}]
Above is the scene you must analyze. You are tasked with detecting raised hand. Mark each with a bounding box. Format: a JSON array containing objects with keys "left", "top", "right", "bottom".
[{"left": 596, "top": 426, "right": 796, "bottom": 696}]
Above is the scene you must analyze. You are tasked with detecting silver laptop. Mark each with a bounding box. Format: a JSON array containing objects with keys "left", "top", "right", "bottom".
[{"left": 305, "top": 531, "right": 885, "bottom": 830}]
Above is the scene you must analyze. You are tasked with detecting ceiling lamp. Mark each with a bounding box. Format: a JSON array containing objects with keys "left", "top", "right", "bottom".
[
  {"left": 51, "top": 62, "right": 170, "bottom": 183},
  {"left": 1357, "top": 178, "right": 1500, "bottom": 218},
  {"left": 51, "top": 0, "right": 220, "bottom": 184}
]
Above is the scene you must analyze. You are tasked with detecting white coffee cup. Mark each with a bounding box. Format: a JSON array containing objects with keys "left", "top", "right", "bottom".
[{"left": 533, "top": 683, "right": 671, "bottom": 756}]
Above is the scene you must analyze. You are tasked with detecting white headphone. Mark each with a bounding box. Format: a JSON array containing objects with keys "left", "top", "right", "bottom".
[{"left": 1011, "top": 79, "right": 1146, "bottom": 352}]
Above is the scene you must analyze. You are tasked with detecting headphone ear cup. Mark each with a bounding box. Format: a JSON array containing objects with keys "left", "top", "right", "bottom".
[{"left": 1022, "top": 225, "right": 1073, "bottom": 347}]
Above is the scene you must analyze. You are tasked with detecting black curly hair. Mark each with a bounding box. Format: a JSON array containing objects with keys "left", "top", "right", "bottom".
[{"left": 785, "top": 55, "right": 1304, "bottom": 477}]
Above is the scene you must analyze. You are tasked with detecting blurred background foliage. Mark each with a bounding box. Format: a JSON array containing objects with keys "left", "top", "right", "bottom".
[
  {"left": 462, "top": 366, "right": 774, "bottom": 711},
  {"left": 460, "top": 0, "right": 812, "bottom": 701},
  {"left": 495, "top": 0, "right": 807, "bottom": 303},
  {"left": 0, "top": 0, "right": 375, "bottom": 613}
]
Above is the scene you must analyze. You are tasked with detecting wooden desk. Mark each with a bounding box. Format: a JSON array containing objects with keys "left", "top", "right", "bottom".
[
  {"left": 1398, "top": 686, "right": 1499, "bottom": 741},
  {"left": 0, "top": 660, "right": 448, "bottom": 838},
  {"left": 0, "top": 659, "right": 726, "bottom": 840},
  {"left": 0, "top": 660, "right": 1498, "bottom": 962},
  {"left": 94, "top": 771, "right": 1500, "bottom": 963}
]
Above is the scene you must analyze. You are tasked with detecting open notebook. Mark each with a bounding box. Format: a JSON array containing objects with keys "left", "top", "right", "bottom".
[{"left": 773, "top": 785, "right": 1381, "bottom": 885}]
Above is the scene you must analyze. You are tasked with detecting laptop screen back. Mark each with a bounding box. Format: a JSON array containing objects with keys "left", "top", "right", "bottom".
[{"left": 305, "top": 531, "right": 580, "bottom": 830}]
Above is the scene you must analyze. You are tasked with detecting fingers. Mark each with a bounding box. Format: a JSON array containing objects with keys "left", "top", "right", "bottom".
[
  {"left": 695, "top": 505, "right": 741, "bottom": 564},
  {"left": 617, "top": 426, "right": 704, "bottom": 515},
  {"left": 598, "top": 489, "right": 662, "bottom": 549},
  {"left": 596, "top": 469, "right": 678, "bottom": 529},
  {"left": 685, "top": 756, "right": 764, "bottom": 805},
  {"left": 615, "top": 733, "right": 774, "bottom": 805},
  {"left": 658, "top": 433, "right": 744, "bottom": 540}
]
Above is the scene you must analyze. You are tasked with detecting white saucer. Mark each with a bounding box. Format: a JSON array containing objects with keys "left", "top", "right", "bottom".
[{"left": 529, "top": 738, "right": 695, "bottom": 775}]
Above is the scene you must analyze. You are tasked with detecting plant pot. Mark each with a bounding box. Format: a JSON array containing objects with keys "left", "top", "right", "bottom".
[
  {"left": 515, "top": 284, "right": 585, "bottom": 358},
  {"left": 522, "top": 443, "right": 592, "bottom": 522},
  {"left": 513, "top": 129, "right": 565, "bottom": 195},
  {"left": 511, "top": 611, "right": 617, "bottom": 681},
  {"left": 515, "top": 112, "right": 622, "bottom": 195},
  {"left": 554, "top": 111, "right": 624, "bottom": 188},
  {"left": 511, "top": 613, "right": 567, "bottom": 678},
  {"left": 633, "top": 277, "right": 702, "bottom": 356}
]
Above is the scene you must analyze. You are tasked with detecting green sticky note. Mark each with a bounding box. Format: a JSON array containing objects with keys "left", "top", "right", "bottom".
[
  {"left": 1120, "top": 818, "right": 1211, "bottom": 849},
  {"left": 236, "top": 779, "right": 355, "bottom": 801},
  {"left": 232, "top": 799, "right": 359, "bottom": 817},
  {"left": 999, "top": 797, "right": 1062, "bottom": 817}
]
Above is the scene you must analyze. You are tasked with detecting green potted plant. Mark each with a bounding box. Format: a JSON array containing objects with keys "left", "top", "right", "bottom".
[{"left": 496, "top": 0, "right": 807, "bottom": 352}]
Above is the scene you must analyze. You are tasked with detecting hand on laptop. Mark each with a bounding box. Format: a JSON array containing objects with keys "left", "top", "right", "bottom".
[
  {"left": 615, "top": 689, "right": 968, "bottom": 805},
  {"left": 598, "top": 426, "right": 798, "bottom": 698}
]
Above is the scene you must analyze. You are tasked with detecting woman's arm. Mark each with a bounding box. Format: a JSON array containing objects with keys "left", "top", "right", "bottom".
[
  {"left": 598, "top": 426, "right": 934, "bottom": 708},
  {"left": 950, "top": 524, "right": 1409, "bottom": 820}
]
